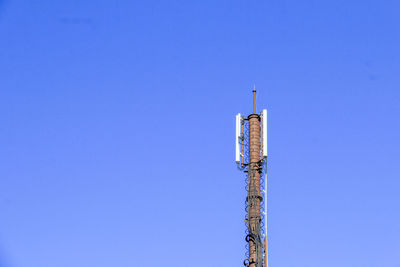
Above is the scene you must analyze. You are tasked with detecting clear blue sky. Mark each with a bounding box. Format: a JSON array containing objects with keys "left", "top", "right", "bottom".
[{"left": 0, "top": 1, "right": 399, "bottom": 266}]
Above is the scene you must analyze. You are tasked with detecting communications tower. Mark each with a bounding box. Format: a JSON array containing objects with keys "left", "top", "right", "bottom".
[{"left": 235, "top": 90, "right": 268, "bottom": 267}]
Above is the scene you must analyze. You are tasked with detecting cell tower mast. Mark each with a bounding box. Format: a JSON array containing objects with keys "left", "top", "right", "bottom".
[{"left": 236, "top": 90, "right": 268, "bottom": 267}]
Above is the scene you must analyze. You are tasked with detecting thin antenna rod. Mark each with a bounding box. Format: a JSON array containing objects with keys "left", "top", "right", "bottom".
[{"left": 253, "top": 86, "right": 256, "bottom": 114}]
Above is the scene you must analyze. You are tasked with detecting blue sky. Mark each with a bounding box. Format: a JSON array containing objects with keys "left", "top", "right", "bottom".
[{"left": 0, "top": 1, "right": 399, "bottom": 266}]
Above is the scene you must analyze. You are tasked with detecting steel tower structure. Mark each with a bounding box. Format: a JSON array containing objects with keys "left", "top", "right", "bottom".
[{"left": 236, "top": 90, "right": 268, "bottom": 267}]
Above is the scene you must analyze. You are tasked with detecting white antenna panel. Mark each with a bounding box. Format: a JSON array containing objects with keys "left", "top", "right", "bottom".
[
  {"left": 262, "top": 109, "right": 267, "bottom": 158},
  {"left": 235, "top": 113, "right": 241, "bottom": 163}
]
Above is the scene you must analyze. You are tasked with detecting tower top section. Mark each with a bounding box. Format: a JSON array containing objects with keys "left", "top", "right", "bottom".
[{"left": 235, "top": 88, "right": 267, "bottom": 165}]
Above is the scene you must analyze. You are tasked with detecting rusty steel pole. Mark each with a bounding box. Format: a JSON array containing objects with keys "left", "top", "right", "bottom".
[{"left": 247, "top": 90, "right": 263, "bottom": 267}]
